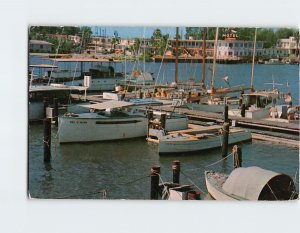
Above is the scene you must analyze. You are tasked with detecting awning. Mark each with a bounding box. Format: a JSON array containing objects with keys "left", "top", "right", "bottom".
[
  {"left": 222, "top": 166, "right": 296, "bottom": 200},
  {"left": 80, "top": 100, "right": 134, "bottom": 110},
  {"left": 29, "top": 64, "right": 58, "bottom": 68}
]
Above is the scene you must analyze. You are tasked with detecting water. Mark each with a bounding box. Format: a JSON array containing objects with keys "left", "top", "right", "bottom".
[
  {"left": 29, "top": 57, "right": 299, "bottom": 105},
  {"left": 28, "top": 58, "right": 299, "bottom": 199},
  {"left": 29, "top": 124, "right": 299, "bottom": 199}
]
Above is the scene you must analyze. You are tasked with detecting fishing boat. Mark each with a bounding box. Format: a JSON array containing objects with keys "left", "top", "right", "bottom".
[
  {"left": 58, "top": 100, "right": 188, "bottom": 143},
  {"left": 47, "top": 57, "right": 124, "bottom": 91},
  {"left": 229, "top": 89, "right": 291, "bottom": 119},
  {"left": 147, "top": 124, "right": 252, "bottom": 154},
  {"left": 205, "top": 166, "right": 298, "bottom": 200}
]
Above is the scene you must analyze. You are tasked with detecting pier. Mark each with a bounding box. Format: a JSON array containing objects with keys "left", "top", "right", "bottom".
[{"left": 145, "top": 105, "right": 300, "bottom": 145}]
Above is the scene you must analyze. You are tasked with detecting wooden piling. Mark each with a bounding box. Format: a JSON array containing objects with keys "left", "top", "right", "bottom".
[
  {"left": 43, "top": 118, "right": 51, "bottom": 163},
  {"left": 53, "top": 98, "right": 58, "bottom": 127},
  {"left": 160, "top": 114, "right": 166, "bottom": 130},
  {"left": 233, "top": 145, "right": 242, "bottom": 169},
  {"left": 224, "top": 104, "right": 229, "bottom": 123},
  {"left": 43, "top": 97, "right": 49, "bottom": 118},
  {"left": 172, "top": 160, "right": 180, "bottom": 184},
  {"left": 241, "top": 104, "right": 246, "bottom": 117},
  {"left": 150, "top": 166, "right": 160, "bottom": 200},
  {"left": 221, "top": 122, "right": 230, "bottom": 158},
  {"left": 147, "top": 110, "right": 153, "bottom": 137}
]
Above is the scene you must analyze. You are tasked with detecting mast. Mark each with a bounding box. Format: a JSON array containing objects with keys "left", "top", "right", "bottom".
[
  {"left": 250, "top": 27, "right": 257, "bottom": 91},
  {"left": 211, "top": 27, "right": 219, "bottom": 93},
  {"left": 175, "top": 27, "right": 179, "bottom": 85},
  {"left": 201, "top": 27, "right": 207, "bottom": 89}
]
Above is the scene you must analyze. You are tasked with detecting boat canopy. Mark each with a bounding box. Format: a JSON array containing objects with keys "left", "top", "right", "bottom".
[
  {"left": 80, "top": 100, "right": 134, "bottom": 110},
  {"left": 29, "top": 64, "right": 58, "bottom": 68},
  {"left": 222, "top": 166, "right": 297, "bottom": 200}
]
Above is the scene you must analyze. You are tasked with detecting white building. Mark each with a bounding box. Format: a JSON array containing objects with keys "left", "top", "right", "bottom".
[{"left": 276, "top": 36, "right": 299, "bottom": 55}]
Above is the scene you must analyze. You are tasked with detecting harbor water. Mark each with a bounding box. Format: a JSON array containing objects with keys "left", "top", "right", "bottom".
[{"left": 28, "top": 58, "right": 299, "bottom": 199}]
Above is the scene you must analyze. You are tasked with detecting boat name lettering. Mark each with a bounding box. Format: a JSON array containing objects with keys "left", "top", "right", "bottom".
[{"left": 70, "top": 121, "right": 87, "bottom": 124}]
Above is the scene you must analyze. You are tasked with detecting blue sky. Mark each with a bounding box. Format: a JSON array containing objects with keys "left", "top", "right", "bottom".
[{"left": 91, "top": 26, "right": 186, "bottom": 39}]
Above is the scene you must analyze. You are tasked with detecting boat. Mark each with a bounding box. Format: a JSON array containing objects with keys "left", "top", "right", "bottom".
[
  {"left": 58, "top": 100, "right": 188, "bottom": 143},
  {"left": 186, "top": 27, "right": 251, "bottom": 112},
  {"left": 29, "top": 64, "right": 88, "bottom": 122},
  {"left": 205, "top": 166, "right": 298, "bottom": 200},
  {"left": 264, "top": 58, "right": 284, "bottom": 65},
  {"left": 47, "top": 57, "right": 124, "bottom": 91},
  {"left": 229, "top": 89, "right": 291, "bottom": 119},
  {"left": 147, "top": 124, "right": 252, "bottom": 154}
]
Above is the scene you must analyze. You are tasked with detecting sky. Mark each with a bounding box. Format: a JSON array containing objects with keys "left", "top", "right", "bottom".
[{"left": 91, "top": 26, "right": 186, "bottom": 38}]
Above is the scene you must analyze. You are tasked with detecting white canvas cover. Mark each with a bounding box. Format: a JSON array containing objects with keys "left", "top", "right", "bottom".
[
  {"left": 80, "top": 100, "right": 134, "bottom": 110},
  {"left": 222, "top": 166, "right": 280, "bottom": 200}
]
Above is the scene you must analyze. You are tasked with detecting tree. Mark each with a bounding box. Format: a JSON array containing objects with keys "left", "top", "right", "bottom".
[
  {"left": 150, "top": 28, "right": 170, "bottom": 56},
  {"left": 275, "top": 28, "right": 295, "bottom": 39}
]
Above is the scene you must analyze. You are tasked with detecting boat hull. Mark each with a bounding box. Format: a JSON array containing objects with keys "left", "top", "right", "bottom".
[
  {"left": 58, "top": 115, "right": 148, "bottom": 143},
  {"left": 205, "top": 171, "right": 239, "bottom": 201},
  {"left": 159, "top": 131, "right": 252, "bottom": 154},
  {"left": 186, "top": 103, "right": 239, "bottom": 113},
  {"left": 58, "top": 114, "right": 188, "bottom": 143}
]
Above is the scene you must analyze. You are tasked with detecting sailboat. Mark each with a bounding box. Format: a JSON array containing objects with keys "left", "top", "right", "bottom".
[{"left": 186, "top": 27, "right": 252, "bottom": 113}]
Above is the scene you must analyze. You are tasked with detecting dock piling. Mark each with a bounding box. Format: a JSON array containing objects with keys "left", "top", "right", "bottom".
[
  {"left": 147, "top": 110, "right": 153, "bottom": 137},
  {"left": 221, "top": 122, "right": 230, "bottom": 158},
  {"left": 150, "top": 166, "right": 160, "bottom": 200},
  {"left": 160, "top": 114, "right": 166, "bottom": 130},
  {"left": 224, "top": 104, "right": 229, "bottom": 123},
  {"left": 241, "top": 104, "right": 246, "bottom": 117},
  {"left": 43, "top": 118, "right": 51, "bottom": 163},
  {"left": 172, "top": 160, "right": 180, "bottom": 184},
  {"left": 53, "top": 98, "right": 58, "bottom": 127},
  {"left": 43, "top": 97, "right": 49, "bottom": 118},
  {"left": 233, "top": 145, "right": 242, "bottom": 169}
]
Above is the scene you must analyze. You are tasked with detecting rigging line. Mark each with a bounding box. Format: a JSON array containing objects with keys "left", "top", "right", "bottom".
[
  {"left": 48, "top": 27, "right": 65, "bottom": 86},
  {"left": 205, "top": 152, "right": 233, "bottom": 168},
  {"left": 154, "top": 31, "right": 171, "bottom": 88},
  {"left": 180, "top": 170, "right": 207, "bottom": 195}
]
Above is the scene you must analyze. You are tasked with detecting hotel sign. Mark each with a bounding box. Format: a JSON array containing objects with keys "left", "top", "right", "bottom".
[{"left": 222, "top": 28, "right": 238, "bottom": 40}]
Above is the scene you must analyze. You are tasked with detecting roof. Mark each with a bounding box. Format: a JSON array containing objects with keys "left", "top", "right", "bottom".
[
  {"left": 29, "top": 84, "right": 87, "bottom": 92},
  {"left": 29, "top": 64, "right": 58, "bottom": 68},
  {"left": 29, "top": 40, "right": 54, "bottom": 46},
  {"left": 222, "top": 166, "right": 294, "bottom": 200},
  {"left": 80, "top": 100, "right": 134, "bottom": 110},
  {"left": 243, "top": 91, "right": 279, "bottom": 97},
  {"left": 49, "top": 58, "right": 121, "bottom": 63}
]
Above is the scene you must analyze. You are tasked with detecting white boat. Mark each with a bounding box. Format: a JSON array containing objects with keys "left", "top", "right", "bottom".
[
  {"left": 205, "top": 166, "right": 298, "bottom": 200},
  {"left": 149, "top": 124, "right": 251, "bottom": 154},
  {"left": 47, "top": 58, "right": 124, "bottom": 91},
  {"left": 58, "top": 100, "right": 188, "bottom": 143},
  {"left": 29, "top": 84, "right": 87, "bottom": 122},
  {"left": 228, "top": 90, "right": 290, "bottom": 119}
]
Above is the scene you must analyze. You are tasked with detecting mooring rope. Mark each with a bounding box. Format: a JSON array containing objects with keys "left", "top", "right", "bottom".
[
  {"left": 180, "top": 170, "right": 207, "bottom": 195},
  {"left": 205, "top": 152, "right": 233, "bottom": 168}
]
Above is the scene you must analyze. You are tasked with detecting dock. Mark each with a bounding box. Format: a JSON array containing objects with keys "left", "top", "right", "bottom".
[{"left": 146, "top": 105, "right": 299, "bottom": 146}]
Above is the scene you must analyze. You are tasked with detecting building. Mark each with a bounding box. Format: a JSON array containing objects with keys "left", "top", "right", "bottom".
[
  {"left": 168, "top": 39, "right": 264, "bottom": 59},
  {"left": 29, "top": 40, "right": 54, "bottom": 53},
  {"left": 276, "top": 36, "right": 299, "bottom": 55},
  {"left": 68, "top": 35, "right": 81, "bottom": 45}
]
